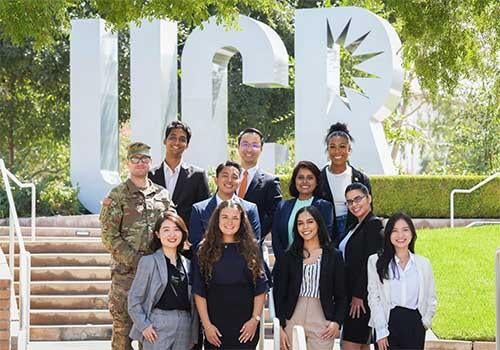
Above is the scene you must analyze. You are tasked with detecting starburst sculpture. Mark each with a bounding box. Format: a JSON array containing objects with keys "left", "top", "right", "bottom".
[{"left": 327, "top": 19, "right": 383, "bottom": 111}]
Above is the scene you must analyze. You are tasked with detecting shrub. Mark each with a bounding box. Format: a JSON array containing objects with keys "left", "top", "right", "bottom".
[
  {"left": 279, "top": 175, "right": 500, "bottom": 218},
  {"left": 0, "top": 178, "right": 86, "bottom": 218}
]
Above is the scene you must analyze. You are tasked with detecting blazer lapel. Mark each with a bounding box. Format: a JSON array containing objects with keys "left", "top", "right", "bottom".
[
  {"left": 281, "top": 199, "right": 296, "bottom": 246},
  {"left": 172, "top": 165, "right": 188, "bottom": 202},
  {"left": 153, "top": 249, "right": 169, "bottom": 284},
  {"left": 180, "top": 255, "right": 192, "bottom": 292},
  {"left": 319, "top": 169, "right": 333, "bottom": 202},
  {"left": 202, "top": 196, "right": 218, "bottom": 225},
  {"left": 245, "top": 170, "right": 262, "bottom": 198}
]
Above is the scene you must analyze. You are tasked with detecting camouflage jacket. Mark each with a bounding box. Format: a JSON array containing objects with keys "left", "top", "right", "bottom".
[{"left": 100, "top": 178, "right": 172, "bottom": 273}]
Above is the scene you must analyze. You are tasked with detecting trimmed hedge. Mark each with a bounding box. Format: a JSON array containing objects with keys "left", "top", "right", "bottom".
[{"left": 279, "top": 175, "right": 500, "bottom": 218}]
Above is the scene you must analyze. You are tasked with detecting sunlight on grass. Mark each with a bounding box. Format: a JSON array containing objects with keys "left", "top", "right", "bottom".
[{"left": 416, "top": 225, "right": 500, "bottom": 341}]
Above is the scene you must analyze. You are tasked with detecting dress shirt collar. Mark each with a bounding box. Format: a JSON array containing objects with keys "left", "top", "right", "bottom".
[
  {"left": 163, "top": 159, "right": 183, "bottom": 175},
  {"left": 215, "top": 193, "right": 240, "bottom": 205},
  {"left": 394, "top": 252, "right": 416, "bottom": 272}
]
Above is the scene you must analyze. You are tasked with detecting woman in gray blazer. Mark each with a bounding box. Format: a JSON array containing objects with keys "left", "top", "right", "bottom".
[
  {"left": 128, "top": 212, "right": 198, "bottom": 349},
  {"left": 367, "top": 213, "right": 437, "bottom": 350}
]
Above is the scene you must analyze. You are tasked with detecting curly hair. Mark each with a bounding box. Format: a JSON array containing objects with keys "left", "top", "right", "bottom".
[{"left": 197, "top": 200, "right": 263, "bottom": 284}]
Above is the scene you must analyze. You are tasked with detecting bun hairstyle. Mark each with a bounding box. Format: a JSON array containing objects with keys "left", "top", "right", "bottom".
[{"left": 325, "top": 122, "right": 354, "bottom": 145}]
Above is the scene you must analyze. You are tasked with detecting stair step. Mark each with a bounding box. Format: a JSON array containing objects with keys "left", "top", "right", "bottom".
[
  {"left": 30, "top": 325, "right": 112, "bottom": 341},
  {"left": 28, "top": 295, "right": 108, "bottom": 309},
  {"left": 16, "top": 281, "right": 110, "bottom": 295},
  {"left": 0, "top": 226, "right": 101, "bottom": 238},
  {"left": 31, "top": 309, "right": 112, "bottom": 325},
  {"left": 29, "top": 324, "right": 274, "bottom": 342},
  {"left": 14, "top": 253, "right": 110, "bottom": 267},
  {"left": 0, "top": 214, "right": 100, "bottom": 228},
  {"left": 0, "top": 239, "right": 107, "bottom": 254},
  {"left": 14, "top": 266, "right": 110, "bottom": 281}
]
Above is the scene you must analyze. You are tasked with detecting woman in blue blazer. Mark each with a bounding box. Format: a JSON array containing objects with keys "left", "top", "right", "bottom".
[
  {"left": 128, "top": 212, "right": 198, "bottom": 350},
  {"left": 272, "top": 161, "right": 334, "bottom": 262}
]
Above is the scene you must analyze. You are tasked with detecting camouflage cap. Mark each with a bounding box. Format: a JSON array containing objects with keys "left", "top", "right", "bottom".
[{"left": 127, "top": 142, "right": 151, "bottom": 159}]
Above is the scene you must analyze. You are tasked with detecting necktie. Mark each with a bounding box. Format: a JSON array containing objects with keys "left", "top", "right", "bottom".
[{"left": 238, "top": 170, "right": 248, "bottom": 198}]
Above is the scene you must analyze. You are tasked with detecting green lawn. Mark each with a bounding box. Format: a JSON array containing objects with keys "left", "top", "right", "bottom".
[{"left": 416, "top": 224, "right": 500, "bottom": 341}]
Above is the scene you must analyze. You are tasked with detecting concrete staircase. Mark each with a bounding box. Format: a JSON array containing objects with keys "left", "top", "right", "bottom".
[
  {"left": 0, "top": 218, "right": 112, "bottom": 343},
  {"left": 0, "top": 215, "right": 276, "bottom": 344}
]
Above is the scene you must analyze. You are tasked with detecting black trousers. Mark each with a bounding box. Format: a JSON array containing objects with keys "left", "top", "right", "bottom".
[{"left": 388, "top": 306, "right": 426, "bottom": 350}]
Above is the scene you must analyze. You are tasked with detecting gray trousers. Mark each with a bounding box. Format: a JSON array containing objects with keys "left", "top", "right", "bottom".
[{"left": 142, "top": 309, "right": 192, "bottom": 350}]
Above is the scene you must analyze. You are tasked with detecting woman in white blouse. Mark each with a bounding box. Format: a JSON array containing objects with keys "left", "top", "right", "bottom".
[{"left": 367, "top": 213, "right": 437, "bottom": 350}]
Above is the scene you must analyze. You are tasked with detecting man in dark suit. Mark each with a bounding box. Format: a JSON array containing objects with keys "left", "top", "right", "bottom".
[
  {"left": 149, "top": 121, "right": 210, "bottom": 226},
  {"left": 189, "top": 160, "right": 261, "bottom": 249},
  {"left": 237, "top": 128, "right": 282, "bottom": 242}
]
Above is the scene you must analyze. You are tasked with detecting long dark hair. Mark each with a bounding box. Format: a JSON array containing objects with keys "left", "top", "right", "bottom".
[
  {"left": 376, "top": 212, "right": 417, "bottom": 283},
  {"left": 288, "top": 206, "right": 331, "bottom": 259},
  {"left": 197, "top": 200, "right": 263, "bottom": 283},
  {"left": 149, "top": 211, "right": 189, "bottom": 253}
]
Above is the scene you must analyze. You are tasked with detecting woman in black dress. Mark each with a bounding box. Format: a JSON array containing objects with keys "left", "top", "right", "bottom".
[
  {"left": 339, "top": 183, "right": 383, "bottom": 350},
  {"left": 193, "top": 199, "right": 268, "bottom": 349}
]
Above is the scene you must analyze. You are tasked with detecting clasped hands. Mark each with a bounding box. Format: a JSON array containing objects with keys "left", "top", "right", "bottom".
[
  {"left": 204, "top": 317, "right": 259, "bottom": 347},
  {"left": 280, "top": 321, "right": 340, "bottom": 350}
]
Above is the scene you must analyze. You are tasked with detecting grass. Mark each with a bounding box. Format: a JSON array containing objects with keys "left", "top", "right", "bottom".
[{"left": 416, "top": 224, "right": 500, "bottom": 341}]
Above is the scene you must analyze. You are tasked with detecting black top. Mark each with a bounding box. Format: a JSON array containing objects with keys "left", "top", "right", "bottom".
[
  {"left": 155, "top": 255, "right": 190, "bottom": 311},
  {"left": 343, "top": 212, "right": 383, "bottom": 300},
  {"left": 274, "top": 246, "right": 347, "bottom": 328},
  {"left": 318, "top": 164, "right": 372, "bottom": 244},
  {"left": 192, "top": 243, "right": 268, "bottom": 298}
]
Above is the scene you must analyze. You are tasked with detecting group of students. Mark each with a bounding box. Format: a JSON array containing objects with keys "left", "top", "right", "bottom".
[{"left": 123, "top": 121, "right": 437, "bottom": 350}]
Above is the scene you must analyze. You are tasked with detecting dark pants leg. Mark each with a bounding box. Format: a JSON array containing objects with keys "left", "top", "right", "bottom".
[{"left": 388, "top": 307, "right": 426, "bottom": 350}]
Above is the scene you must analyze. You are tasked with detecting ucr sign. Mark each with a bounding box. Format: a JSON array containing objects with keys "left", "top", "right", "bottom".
[{"left": 70, "top": 7, "right": 403, "bottom": 213}]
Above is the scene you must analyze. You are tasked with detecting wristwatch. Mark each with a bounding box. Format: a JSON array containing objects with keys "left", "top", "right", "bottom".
[{"left": 253, "top": 315, "right": 261, "bottom": 322}]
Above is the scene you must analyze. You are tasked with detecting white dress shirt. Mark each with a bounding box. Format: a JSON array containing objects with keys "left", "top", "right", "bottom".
[
  {"left": 163, "top": 160, "right": 182, "bottom": 195},
  {"left": 215, "top": 193, "right": 240, "bottom": 205},
  {"left": 389, "top": 253, "right": 420, "bottom": 310}
]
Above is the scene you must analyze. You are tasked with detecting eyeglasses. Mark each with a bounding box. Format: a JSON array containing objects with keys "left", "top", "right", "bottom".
[
  {"left": 129, "top": 156, "right": 151, "bottom": 164},
  {"left": 346, "top": 195, "right": 366, "bottom": 207},
  {"left": 239, "top": 142, "right": 261, "bottom": 150}
]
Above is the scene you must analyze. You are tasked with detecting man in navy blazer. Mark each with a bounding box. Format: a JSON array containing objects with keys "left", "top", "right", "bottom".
[
  {"left": 189, "top": 160, "right": 261, "bottom": 249},
  {"left": 237, "top": 128, "right": 282, "bottom": 242},
  {"left": 149, "top": 121, "right": 210, "bottom": 226}
]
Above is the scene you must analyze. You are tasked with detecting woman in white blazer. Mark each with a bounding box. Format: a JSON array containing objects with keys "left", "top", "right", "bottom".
[
  {"left": 367, "top": 212, "right": 437, "bottom": 350},
  {"left": 128, "top": 212, "right": 198, "bottom": 350}
]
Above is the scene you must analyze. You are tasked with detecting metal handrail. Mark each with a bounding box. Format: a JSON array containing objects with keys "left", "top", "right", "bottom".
[
  {"left": 273, "top": 318, "right": 281, "bottom": 350},
  {"left": 292, "top": 325, "right": 307, "bottom": 350},
  {"left": 0, "top": 158, "right": 33, "bottom": 350},
  {"left": 257, "top": 244, "right": 272, "bottom": 350},
  {"left": 450, "top": 172, "right": 499, "bottom": 228}
]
